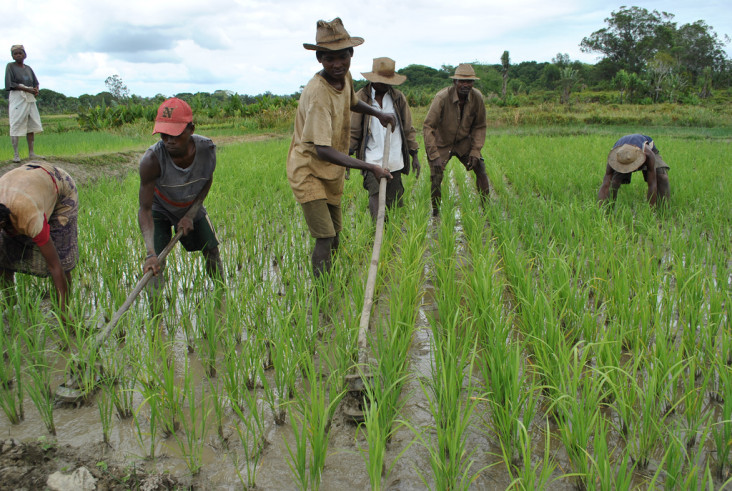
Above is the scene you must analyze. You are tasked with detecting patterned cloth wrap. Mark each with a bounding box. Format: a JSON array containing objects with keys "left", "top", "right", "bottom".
[{"left": 0, "top": 165, "right": 78, "bottom": 276}]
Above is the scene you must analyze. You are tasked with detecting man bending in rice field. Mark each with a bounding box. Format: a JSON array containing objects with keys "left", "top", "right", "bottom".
[
  {"left": 598, "top": 134, "right": 670, "bottom": 207},
  {"left": 138, "top": 97, "right": 224, "bottom": 312},
  {"left": 423, "top": 63, "right": 489, "bottom": 217},
  {"left": 287, "top": 18, "right": 395, "bottom": 280}
]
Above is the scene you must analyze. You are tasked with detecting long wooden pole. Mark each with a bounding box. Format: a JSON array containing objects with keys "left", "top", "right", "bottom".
[{"left": 357, "top": 124, "right": 391, "bottom": 365}]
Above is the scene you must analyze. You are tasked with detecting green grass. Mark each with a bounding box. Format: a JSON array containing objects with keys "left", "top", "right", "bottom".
[{"left": 0, "top": 111, "right": 730, "bottom": 488}]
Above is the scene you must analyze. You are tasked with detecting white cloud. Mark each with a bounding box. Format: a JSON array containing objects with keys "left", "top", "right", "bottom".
[{"left": 1, "top": 0, "right": 729, "bottom": 97}]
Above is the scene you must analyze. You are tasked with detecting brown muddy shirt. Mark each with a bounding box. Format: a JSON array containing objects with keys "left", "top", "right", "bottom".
[
  {"left": 287, "top": 72, "right": 357, "bottom": 204},
  {"left": 423, "top": 85, "right": 486, "bottom": 162}
]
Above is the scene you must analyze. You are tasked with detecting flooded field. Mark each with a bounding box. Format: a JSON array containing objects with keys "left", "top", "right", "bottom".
[{"left": 1, "top": 133, "right": 730, "bottom": 489}]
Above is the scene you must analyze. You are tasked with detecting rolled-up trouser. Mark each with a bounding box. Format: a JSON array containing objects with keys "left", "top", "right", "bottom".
[
  {"left": 362, "top": 170, "right": 404, "bottom": 219},
  {"left": 429, "top": 154, "right": 489, "bottom": 210}
]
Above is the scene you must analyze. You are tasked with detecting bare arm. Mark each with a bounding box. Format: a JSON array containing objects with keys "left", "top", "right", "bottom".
[
  {"left": 177, "top": 177, "right": 212, "bottom": 235},
  {"left": 422, "top": 97, "right": 442, "bottom": 162},
  {"left": 644, "top": 145, "right": 657, "bottom": 206},
  {"left": 469, "top": 92, "right": 487, "bottom": 159},
  {"left": 38, "top": 239, "right": 68, "bottom": 318},
  {"left": 315, "top": 145, "right": 392, "bottom": 181},
  {"left": 597, "top": 164, "right": 614, "bottom": 205},
  {"left": 352, "top": 100, "right": 396, "bottom": 130},
  {"left": 399, "top": 93, "right": 421, "bottom": 178},
  {"left": 138, "top": 149, "right": 162, "bottom": 275}
]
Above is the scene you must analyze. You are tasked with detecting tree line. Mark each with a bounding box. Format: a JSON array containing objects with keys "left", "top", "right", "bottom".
[{"left": 1, "top": 6, "right": 728, "bottom": 118}]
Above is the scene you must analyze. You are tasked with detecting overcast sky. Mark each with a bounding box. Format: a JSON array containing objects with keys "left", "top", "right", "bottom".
[{"left": 3, "top": 0, "right": 730, "bottom": 98}]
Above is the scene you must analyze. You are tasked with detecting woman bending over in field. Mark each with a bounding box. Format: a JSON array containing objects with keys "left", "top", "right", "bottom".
[{"left": 0, "top": 163, "right": 78, "bottom": 323}]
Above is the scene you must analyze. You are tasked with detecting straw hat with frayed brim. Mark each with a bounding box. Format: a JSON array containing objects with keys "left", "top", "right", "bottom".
[
  {"left": 450, "top": 63, "right": 479, "bottom": 80},
  {"left": 607, "top": 143, "right": 647, "bottom": 173},
  {"left": 303, "top": 18, "right": 364, "bottom": 51},
  {"left": 361, "top": 57, "right": 406, "bottom": 85}
]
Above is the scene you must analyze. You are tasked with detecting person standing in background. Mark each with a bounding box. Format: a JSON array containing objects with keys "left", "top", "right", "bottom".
[{"left": 5, "top": 45, "right": 43, "bottom": 163}]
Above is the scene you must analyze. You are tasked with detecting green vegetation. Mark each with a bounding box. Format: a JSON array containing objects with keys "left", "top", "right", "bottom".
[{"left": 0, "top": 76, "right": 730, "bottom": 489}]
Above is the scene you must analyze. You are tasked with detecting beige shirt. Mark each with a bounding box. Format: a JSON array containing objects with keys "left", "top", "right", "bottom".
[
  {"left": 287, "top": 72, "right": 357, "bottom": 204},
  {"left": 0, "top": 163, "right": 58, "bottom": 238},
  {"left": 423, "top": 85, "right": 487, "bottom": 162}
]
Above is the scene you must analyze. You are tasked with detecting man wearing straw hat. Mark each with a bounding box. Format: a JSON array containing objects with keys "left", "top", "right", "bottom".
[
  {"left": 288, "top": 18, "right": 396, "bottom": 279},
  {"left": 423, "top": 63, "right": 489, "bottom": 217},
  {"left": 598, "top": 134, "right": 670, "bottom": 206},
  {"left": 350, "top": 57, "right": 420, "bottom": 221}
]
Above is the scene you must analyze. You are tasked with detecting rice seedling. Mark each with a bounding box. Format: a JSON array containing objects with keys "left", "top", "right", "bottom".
[
  {"left": 196, "top": 295, "right": 222, "bottom": 377},
  {"left": 110, "top": 345, "right": 139, "bottom": 420},
  {"left": 97, "top": 374, "right": 116, "bottom": 446},
  {"left": 230, "top": 377, "right": 267, "bottom": 489},
  {"left": 500, "top": 418, "right": 557, "bottom": 490},
  {"left": 419, "top": 311, "right": 482, "bottom": 488},
  {"left": 682, "top": 357, "right": 712, "bottom": 448},
  {"left": 155, "top": 348, "right": 184, "bottom": 438},
  {"left": 625, "top": 355, "right": 669, "bottom": 470},
  {"left": 712, "top": 358, "right": 732, "bottom": 481},
  {"left": 283, "top": 404, "right": 310, "bottom": 490},
  {"left": 21, "top": 323, "right": 56, "bottom": 435},
  {"left": 294, "top": 355, "right": 345, "bottom": 490},
  {"left": 0, "top": 336, "right": 22, "bottom": 424},
  {"left": 172, "top": 356, "right": 209, "bottom": 476},
  {"left": 587, "top": 416, "right": 613, "bottom": 491},
  {"left": 206, "top": 374, "right": 227, "bottom": 442},
  {"left": 267, "top": 318, "right": 300, "bottom": 425},
  {"left": 132, "top": 380, "right": 160, "bottom": 460},
  {"left": 550, "top": 343, "right": 602, "bottom": 490},
  {"left": 359, "top": 395, "right": 387, "bottom": 490}
]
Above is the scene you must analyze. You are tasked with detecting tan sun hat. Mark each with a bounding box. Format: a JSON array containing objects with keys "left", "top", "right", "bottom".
[
  {"left": 361, "top": 57, "right": 407, "bottom": 85},
  {"left": 607, "top": 143, "right": 647, "bottom": 173},
  {"left": 450, "top": 63, "right": 479, "bottom": 80},
  {"left": 303, "top": 17, "right": 364, "bottom": 51}
]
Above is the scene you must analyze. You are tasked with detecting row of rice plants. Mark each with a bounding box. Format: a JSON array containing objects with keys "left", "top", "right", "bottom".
[{"left": 1, "top": 132, "right": 728, "bottom": 488}]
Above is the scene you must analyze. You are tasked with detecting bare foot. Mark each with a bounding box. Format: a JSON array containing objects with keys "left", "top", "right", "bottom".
[{"left": 28, "top": 154, "right": 45, "bottom": 160}]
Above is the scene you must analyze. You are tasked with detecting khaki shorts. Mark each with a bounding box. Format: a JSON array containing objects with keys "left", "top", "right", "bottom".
[{"left": 301, "top": 199, "right": 342, "bottom": 238}]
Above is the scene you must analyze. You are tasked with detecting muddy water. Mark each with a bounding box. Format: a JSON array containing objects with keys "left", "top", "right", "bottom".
[{"left": 0, "top": 226, "right": 566, "bottom": 490}]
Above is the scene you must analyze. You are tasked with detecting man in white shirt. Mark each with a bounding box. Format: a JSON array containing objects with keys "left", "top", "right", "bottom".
[{"left": 350, "top": 57, "right": 420, "bottom": 220}]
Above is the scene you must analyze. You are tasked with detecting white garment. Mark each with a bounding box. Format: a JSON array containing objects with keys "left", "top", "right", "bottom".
[
  {"left": 364, "top": 87, "right": 404, "bottom": 172},
  {"left": 9, "top": 89, "right": 43, "bottom": 136}
]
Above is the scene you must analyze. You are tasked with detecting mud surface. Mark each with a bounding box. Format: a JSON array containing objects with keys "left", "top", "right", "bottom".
[{"left": 0, "top": 438, "right": 177, "bottom": 490}]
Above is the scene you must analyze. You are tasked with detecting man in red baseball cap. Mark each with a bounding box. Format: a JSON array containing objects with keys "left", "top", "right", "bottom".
[{"left": 138, "top": 97, "right": 223, "bottom": 312}]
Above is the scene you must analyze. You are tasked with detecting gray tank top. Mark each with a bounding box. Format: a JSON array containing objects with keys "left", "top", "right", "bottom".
[{"left": 150, "top": 134, "right": 216, "bottom": 222}]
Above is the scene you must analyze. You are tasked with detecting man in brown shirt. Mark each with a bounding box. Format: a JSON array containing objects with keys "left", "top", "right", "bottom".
[
  {"left": 287, "top": 18, "right": 395, "bottom": 279},
  {"left": 423, "top": 63, "right": 489, "bottom": 216}
]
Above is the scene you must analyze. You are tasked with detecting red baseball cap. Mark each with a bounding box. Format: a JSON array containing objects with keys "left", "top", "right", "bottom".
[{"left": 152, "top": 97, "right": 193, "bottom": 136}]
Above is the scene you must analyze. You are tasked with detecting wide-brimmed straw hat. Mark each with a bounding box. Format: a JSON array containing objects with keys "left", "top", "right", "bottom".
[
  {"left": 607, "top": 143, "right": 647, "bottom": 173},
  {"left": 361, "top": 57, "right": 406, "bottom": 85},
  {"left": 303, "top": 17, "right": 364, "bottom": 51},
  {"left": 450, "top": 63, "right": 479, "bottom": 80}
]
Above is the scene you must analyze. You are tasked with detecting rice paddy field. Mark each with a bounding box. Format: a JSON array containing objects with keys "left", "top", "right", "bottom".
[{"left": 0, "top": 120, "right": 730, "bottom": 490}]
